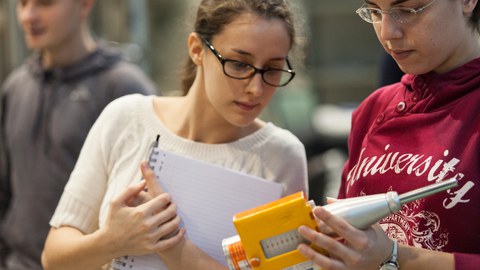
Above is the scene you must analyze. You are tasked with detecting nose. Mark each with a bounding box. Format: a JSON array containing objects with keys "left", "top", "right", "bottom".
[
  {"left": 18, "top": 2, "right": 38, "bottom": 24},
  {"left": 245, "top": 73, "right": 264, "bottom": 97},
  {"left": 377, "top": 13, "right": 403, "bottom": 41}
]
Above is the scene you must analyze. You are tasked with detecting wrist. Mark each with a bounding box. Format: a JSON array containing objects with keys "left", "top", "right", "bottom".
[
  {"left": 93, "top": 226, "right": 125, "bottom": 260},
  {"left": 380, "top": 239, "right": 400, "bottom": 270}
]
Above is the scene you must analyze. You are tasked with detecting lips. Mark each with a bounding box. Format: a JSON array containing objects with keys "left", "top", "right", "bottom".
[
  {"left": 26, "top": 25, "right": 45, "bottom": 37},
  {"left": 389, "top": 49, "right": 413, "bottom": 61},
  {"left": 234, "top": 101, "right": 259, "bottom": 111}
]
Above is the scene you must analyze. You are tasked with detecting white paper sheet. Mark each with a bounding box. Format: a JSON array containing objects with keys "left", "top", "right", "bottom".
[{"left": 113, "top": 148, "right": 283, "bottom": 269}]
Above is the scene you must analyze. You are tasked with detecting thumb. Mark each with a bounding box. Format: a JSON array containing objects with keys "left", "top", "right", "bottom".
[
  {"left": 326, "top": 197, "right": 339, "bottom": 204},
  {"left": 140, "top": 161, "right": 164, "bottom": 196}
]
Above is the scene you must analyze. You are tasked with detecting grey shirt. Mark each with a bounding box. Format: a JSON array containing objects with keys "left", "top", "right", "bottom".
[{"left": 0, "top": 43, "right": 156, "bottom": 269}]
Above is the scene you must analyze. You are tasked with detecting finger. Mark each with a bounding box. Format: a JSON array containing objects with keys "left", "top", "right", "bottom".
[
  {"left": 126, "top": 190, "right": 153, "bottom": 207},
  {"left": 153, "top": 213, "right": 183, "bottom": 241},
  {"left": 111, "top": 180, "right": 147, "bottom": 208},
  {"left": 326, "top": 197, "right": 339, "bottom": 204},
  {"left": 314, "top": 206, "right": 338, "bottom": 237},
  {"left": 311, "top": 206, "right": 325, "bottom": 226},
  {"left": 297, "top": 241, "right": 344, "bottom": 270},
  {"left": 154, "top": 227, "right": 187, "bottom": 251},
  {"left": 140, "top": 161, "right": 164, "bottom": 196},
  {"left": 298, "top": 225, "right": 353, "bottom": 264},
  {"left": 137, "top": 192, "right": 172, "bottom": 216},
  {"left": 151, "top": 201, "right": 178, "bottom": 227},
  {"left": 314, "top": 207, "right": 368, "bottom": 250}
]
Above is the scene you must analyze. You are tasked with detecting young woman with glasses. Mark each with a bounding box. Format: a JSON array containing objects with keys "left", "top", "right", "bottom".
[
  {"left": 41, "top": 0, "right": 308, "bottom": 269},
  {"left": 298, "top": 0, "right": 480, "bottom": 269}
]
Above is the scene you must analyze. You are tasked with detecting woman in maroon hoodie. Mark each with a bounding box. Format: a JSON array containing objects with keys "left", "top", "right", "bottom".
[{"left": 298, "top": 0, "right": 480, "bottom": 270}]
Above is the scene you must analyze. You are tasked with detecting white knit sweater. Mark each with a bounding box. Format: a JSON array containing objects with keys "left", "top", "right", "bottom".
[{"left": 51, "top": 94, "right": 308, "bottom": 235}]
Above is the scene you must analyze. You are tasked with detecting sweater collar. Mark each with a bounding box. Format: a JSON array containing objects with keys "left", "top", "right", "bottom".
[{"left": 401, "top": 57, "right": 480, "bottom": 111}]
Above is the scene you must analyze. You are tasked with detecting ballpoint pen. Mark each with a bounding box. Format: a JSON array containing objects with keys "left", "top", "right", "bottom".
[
  {"left": 140, "top": 134, "right": 160, "bottom": 188},
  {"left": 141, "top": 134, "right": 184, "bottom": 239}
]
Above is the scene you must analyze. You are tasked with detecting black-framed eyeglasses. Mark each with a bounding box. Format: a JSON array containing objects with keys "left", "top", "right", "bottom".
[
  {"left": 356, "top": 0, "right": 438, "bottom": 24},
  {"left": 201, "top": 37, "right": 295, "bottom": 87}
]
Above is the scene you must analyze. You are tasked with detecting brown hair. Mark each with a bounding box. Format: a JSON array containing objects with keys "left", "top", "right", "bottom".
[
  {"left": 471, "top": 2, "right": 480, "bottom": 32},
  {"left": 180, "top": 0, "right": 299, "bottom": 95}
]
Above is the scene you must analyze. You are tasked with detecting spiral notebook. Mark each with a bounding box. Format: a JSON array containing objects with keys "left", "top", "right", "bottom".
[{"left": 112, "top": 146, "right": 283, "bottom": 269}]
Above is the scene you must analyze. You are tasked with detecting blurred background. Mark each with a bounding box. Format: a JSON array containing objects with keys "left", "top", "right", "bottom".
[{"left": 0, "top": 0, "right": 387, "bottom": 204}]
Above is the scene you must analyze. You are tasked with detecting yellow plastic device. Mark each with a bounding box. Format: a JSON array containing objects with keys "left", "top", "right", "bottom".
[{"left": 227, "top": 191, "right": 326, "bottom": 270}]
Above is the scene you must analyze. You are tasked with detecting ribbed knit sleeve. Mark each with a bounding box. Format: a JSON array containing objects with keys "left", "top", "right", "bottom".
[
  {"left": 49, "top": 189, "right": 101, "bottom": 233},
  {"left": 49, "top": 94, "right": 139, "bottom": 233}
]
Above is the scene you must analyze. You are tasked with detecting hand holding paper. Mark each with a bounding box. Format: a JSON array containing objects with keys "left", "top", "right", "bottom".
[
  {"left": 113, "top": 148, "right": 283, "bottom": 269},
  {"left": 102, "top": 179, "right": 176, "bottom": 257}
]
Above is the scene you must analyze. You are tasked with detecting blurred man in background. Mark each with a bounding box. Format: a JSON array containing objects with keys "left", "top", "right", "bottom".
[{"left": 0, "top": 0, "right": 155, "bottom": 269}]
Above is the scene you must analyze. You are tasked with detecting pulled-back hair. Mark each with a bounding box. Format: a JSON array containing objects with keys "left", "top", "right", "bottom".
[
  {"left": 180, "top": 0, "right": 298, "bottom": 95},
  {"left": 471, "top": 2, "right": 480, "bottom": 32}
]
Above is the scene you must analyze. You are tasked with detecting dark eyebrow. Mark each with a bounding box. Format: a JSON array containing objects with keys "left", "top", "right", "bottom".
[
  {"left": 231, "top": 48, "right": 286, "bottom": 62},
  {"left": 231, "top": 48, "right": 253, "bottom": 57},
  {"left": 364, "top": 0, "right": 410, "bottom": 6}
]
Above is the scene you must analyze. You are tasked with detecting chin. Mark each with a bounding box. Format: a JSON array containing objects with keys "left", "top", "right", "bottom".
[
  {"left": 230, "top": 117, "right": 256, "bottom": 128},
  {"left": 24, "top": 35, "right": 54, "bottom": 51},
  {"left": 397, "top": 64, "right": 428, "bottom": 76},
  {"left": 24, "top": 40, "right": 45, "bottom": 51}
]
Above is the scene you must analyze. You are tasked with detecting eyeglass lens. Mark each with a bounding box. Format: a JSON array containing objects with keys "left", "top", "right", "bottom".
[{"left": 223, "top": 61, "right": 293, "bottom": 87}]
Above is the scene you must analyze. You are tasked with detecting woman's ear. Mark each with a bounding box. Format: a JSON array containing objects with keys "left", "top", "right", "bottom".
[
  {"left": 462, "top": 0, "right": 478, "bottom": 15},
  {"left": 80, "top": 0, "right": 96, "bottom": 19},
  {"left": 188, "top": 33, "right": 204, "bottom": 66}
]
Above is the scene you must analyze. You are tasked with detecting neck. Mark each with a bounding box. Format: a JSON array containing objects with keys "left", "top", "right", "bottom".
[
  {"left": 155, "top": 96, "right": 261, "bottom": 144},
  {"left": 42, "top": 27, "right": 97, "bottom": 69},
  {"left": 177, "top": 97, "right": 245, "bottom": 144}
]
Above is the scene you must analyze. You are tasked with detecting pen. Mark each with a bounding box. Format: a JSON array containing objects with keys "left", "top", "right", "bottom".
[
  {"left": 141, "top": 134, "right": 185, "bottom": 239},
  {"left": 141, "top": 134, "right": 160, "bottom": 188},
  {"left": 145, "top": 134, "right": 160, "bottom": 166}
]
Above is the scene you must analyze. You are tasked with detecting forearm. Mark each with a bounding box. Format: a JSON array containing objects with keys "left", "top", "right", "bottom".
[
  {"left": 398, "top": 245, "right": 454, "bottom": 270},
  {"left": 158, "top": 238, "right": 227, "bottom": 270},
  {"left": 42, "top": 226, "right": 119, "bottom": 270}
]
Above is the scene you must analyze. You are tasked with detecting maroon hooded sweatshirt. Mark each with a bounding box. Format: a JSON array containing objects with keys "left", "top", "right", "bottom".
[{"left": 339, "top": 57, "right": 480, "bottom": 269}]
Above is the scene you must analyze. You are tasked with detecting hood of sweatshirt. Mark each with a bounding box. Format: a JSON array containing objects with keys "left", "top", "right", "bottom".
[
  {"left": 399, "top": 57, "right": 480, "bottom": 113},
  {"left": 21, "top": 42, "right": 126, "bottom": 151},
  {"left": 25, "top": 41, "right": 124, "bottom": 82}
]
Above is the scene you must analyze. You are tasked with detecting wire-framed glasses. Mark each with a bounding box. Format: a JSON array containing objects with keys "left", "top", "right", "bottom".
[
  {"left": 201, "top": 37, "right": 295, "bottom": 87},
  {"left": 356, "top": 0, "right": 439, "bottom": 24}
]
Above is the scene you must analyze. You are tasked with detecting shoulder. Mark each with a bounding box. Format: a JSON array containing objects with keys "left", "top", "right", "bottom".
[
  {"left": 260, "top": 123, "right": 306, "bottom": 156},
  {"left": 256, "top": 123, "right": 308, "bottom": 194},
  {"left": 1, "top": 64, "right": 32, "bottom": 94},
  {"left": 90, "top": 44, "right": 157, "bottom": 95},
  {"left": 94, "top": 94, "right": 153, "bottom": 131},
  {"left": 266, "top": 123, "right": 303, "bottom": 143},
  {"left": 353, "top": 82, "right": 404, "bottom": 120},
  {"left": 106, "top": 60, "right": 148, "bottom": 79},
  {"left": 102, "top": 60, "right": 157, "bottom": 95},
  {"left": 101, "top": 93, "right": 152, "bottom": 118},
  {"left": 362, "top": 83, "right": 403, "bottom": 108},
  {"left": 87, "top": 94, "right": 153, "bottom": 150}
]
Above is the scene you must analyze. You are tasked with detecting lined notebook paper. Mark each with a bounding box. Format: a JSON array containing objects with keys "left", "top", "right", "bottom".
[{"left": 112, "top": 147, "right": 283, "bottom": 269}]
